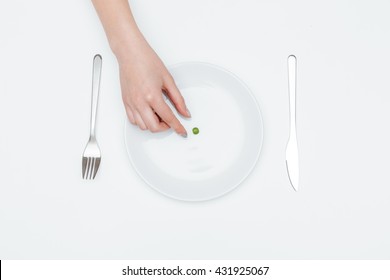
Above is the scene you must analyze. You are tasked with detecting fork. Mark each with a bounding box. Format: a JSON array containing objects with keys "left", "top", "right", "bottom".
[{"left": 82, "top": 54, "right": 102, "bottom": 180}]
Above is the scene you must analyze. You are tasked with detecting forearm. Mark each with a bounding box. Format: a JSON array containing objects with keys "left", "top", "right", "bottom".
[{"left": 91, "top": 0, "right": 147, "bottom": 60}]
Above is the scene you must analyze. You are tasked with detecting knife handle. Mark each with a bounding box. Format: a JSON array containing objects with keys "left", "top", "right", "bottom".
[{"left": 288, "top": 55, "right": 297, "bottom": 138}]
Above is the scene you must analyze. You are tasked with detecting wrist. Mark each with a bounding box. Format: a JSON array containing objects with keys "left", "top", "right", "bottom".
[{"left": 110, "top": 31, "right": 147, "bottom": 62}]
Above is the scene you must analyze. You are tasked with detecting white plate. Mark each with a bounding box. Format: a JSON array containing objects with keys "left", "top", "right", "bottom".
[{"left": 125, "top": 62, "right": 263, "bottom": 201}]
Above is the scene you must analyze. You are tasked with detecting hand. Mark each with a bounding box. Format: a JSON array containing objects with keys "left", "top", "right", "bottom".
[{"left": 116, "top": 40, "right": 190, "bottom": 137}]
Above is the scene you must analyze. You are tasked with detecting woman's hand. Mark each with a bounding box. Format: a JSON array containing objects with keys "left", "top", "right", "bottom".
[
  {"left": 91, "top": 0, "right": 190, "bottom": 137},
  {"left": 116, "top": 40, "right": 190, "bottom": 137}
]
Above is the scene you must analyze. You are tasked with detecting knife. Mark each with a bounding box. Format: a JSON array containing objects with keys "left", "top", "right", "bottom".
[{"left": 286, "top": 55, "right": 299, "bottom": 191}]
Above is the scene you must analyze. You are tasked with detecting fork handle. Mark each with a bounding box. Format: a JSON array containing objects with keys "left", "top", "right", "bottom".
[
  {"left": 90, "top": 54, "right": 102, "bottom": 138},
  {"left": 288, "top": 55, "right": 297, "bottom": 139}
]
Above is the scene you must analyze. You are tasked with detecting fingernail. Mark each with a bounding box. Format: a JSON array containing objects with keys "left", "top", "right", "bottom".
[
  {"left": 180, "top": 132, "right": 188, "bottom": 138},
  {"left": 186, "top": 109, "right": 191, "bottom": 118}
]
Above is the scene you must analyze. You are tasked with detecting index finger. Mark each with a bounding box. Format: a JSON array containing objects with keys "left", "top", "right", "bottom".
[{"left": 152, "top": 97, "right": 187, "bottom": 137}]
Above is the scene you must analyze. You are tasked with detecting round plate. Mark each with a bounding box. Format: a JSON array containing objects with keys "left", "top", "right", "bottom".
[{"left": 125, "top": 62, "right": 263, "bottom": 201}]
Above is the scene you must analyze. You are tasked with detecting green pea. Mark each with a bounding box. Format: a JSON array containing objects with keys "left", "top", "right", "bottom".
[{"left": 192, "top": 127, "right": 200, "bottom": 135}]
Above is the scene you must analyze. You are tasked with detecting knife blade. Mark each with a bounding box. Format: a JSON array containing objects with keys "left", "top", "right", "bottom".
[{"left": 286, "top": 55, "right": 299, "bottom": 191}]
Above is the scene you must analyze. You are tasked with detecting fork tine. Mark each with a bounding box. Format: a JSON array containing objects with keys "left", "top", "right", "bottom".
[
  {"left": 82, "top": 157, "right": 88, "bottom": 179},
  {"left": 85, "top": 157, "right": 92, "bottom": 180},
  {"left": 89, "top": 158, "right": 96, "bottom": 180},
  {"left": 88, "top": 157, "right": 93, "bottom": 180},
  {"left": 92, "top": 158, "right": 101, "bottom": 179}
]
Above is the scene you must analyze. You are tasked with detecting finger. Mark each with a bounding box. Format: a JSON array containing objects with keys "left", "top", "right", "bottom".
[
  {"left": 140, "top": 107, "right": 170, "bottom": 133},
  {"left": 125, "top": 106, "right": 136, "bottom": 125},
  {"left": 164, "top": 76, "right": 191, "bottom": 118},
  {"left": 153, "top": 97, "right": 187, "bottom": 137},
  {"left": 134, "top": 111, "right": 147, "bottom": 131}
]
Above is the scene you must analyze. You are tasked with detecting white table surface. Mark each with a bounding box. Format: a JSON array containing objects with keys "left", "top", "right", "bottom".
[{"left": 1, "top": 0, "right": 390, "bottom": 259}]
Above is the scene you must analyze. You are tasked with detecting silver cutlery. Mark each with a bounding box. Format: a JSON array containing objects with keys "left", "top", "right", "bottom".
[
  {"left": 82, "top": 54, "right": 102, "bottom": 180},
  {"left": 286, "top": 55, "right": 299, "bottom": 191}
]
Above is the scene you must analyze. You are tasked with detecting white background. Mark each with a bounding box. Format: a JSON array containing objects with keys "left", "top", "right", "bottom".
[{"left": 1, "top": 0, "right": 390, "bottom": 259}]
